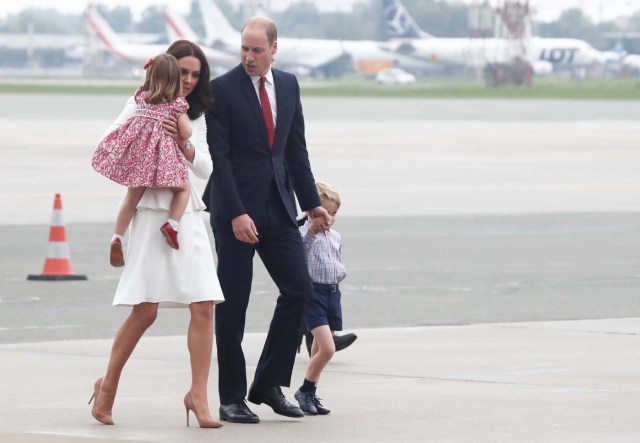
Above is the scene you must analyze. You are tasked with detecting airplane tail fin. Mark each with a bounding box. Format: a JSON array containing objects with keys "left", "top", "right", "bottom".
[
  {"left": 198, "top": 0, "right": 240, "bottom": 46},
  {"left": 163, "top": 5, "right": 201, "bottom": 43},
  {"left": 382, "top": 0, "right": 434, "bottom": 39},
  {"left": 85, "top": 5, "right": 128, "bottom": 58}
]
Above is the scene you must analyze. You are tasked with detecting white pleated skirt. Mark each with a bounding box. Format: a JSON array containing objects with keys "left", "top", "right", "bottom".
[{"left": 113, "top": 207, "right": 224, "bottom": 307}]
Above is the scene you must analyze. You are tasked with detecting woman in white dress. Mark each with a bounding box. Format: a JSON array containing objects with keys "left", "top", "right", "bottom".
[{"left": 89, "top": 41, "right": 224, "bottom": 428}]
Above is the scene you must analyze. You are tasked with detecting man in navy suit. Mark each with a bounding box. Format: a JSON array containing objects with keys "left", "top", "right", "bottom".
[{"left": 204, "top": 16, "right": 330, "bottom": 423}]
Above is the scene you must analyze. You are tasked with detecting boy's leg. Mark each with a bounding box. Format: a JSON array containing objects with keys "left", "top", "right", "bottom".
[
  {"left": 306, "top": 325, "right": 335, "bottom": 382},
  {"left": 295, "top": 325, "right": 334, "bottom": 415}
]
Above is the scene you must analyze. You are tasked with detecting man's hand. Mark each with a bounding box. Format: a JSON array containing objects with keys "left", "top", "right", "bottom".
[
  {"left": 307, "top": 206, "right": 331, "bottom": 232},
  {"left": 232, "top": 214, "right": 259, "bottom": 244}
]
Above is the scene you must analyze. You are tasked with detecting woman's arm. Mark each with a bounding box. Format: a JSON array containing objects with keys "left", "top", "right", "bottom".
[
  {"left": 177, "top": 113, "right": 192, "bottom": 140},
  {"left": 184, "top": 115, "right": 213, "bottom": 179},
  {"left": 174, "top": 113, "right": 196, "bottom": 164},
  {"left": 164, "top": 113, "right": 211, "bottom": 178}
]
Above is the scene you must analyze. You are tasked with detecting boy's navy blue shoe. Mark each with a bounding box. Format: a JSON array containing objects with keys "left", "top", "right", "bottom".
[
  {"left": 312, "top": 395, "right": 331, "bottom": 415},
  {"left": 295, "top": 389, "right": 331, "bottom": 415},
  {"left": 294, "top": 389, "right": 318, "bottom": 415}
]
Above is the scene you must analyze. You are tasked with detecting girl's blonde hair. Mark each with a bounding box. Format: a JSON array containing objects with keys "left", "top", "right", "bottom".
[
  {"left": 142, "top": 53, "right": 182, "bottom": 104},
  {"left": 316, "top": 181, "right": 341, "bottom": 209}
]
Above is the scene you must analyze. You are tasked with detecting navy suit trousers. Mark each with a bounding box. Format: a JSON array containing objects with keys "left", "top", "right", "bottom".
[{"left": 212, "top": 183, "right": 312, "bottom": 404}]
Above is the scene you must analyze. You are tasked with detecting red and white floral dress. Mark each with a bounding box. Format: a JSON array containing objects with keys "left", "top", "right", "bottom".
[{"left": 91, "top": 87, "right": 189, "bottom": 188}]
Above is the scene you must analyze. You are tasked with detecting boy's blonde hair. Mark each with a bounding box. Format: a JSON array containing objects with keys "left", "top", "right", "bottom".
[
  {"left": 143, "top": 53, "right": 182, "bottom": 105},
  {"left": 316, "top": 181, "right": 341, "bottom": 209}
]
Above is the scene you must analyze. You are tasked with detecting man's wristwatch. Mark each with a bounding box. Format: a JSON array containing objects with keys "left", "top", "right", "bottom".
[{"left": 184, "top": 140, "right": 192, "bottom": 151}]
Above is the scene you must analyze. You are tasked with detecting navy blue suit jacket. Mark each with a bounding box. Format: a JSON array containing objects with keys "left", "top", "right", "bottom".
[{"left": 203, "top": 64, "right": 319, "bottom": 226}]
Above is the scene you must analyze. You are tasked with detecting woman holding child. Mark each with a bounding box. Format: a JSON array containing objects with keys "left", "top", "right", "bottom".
[{"left": 88, "top": 40, "right": 224, "bottom": 428}]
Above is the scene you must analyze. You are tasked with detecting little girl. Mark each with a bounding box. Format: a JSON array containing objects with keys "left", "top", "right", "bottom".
[{"left": 91, "top": 54, "right": 191, "bottom": 267}]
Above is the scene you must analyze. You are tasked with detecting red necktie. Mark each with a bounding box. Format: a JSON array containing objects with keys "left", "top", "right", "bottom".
[{"left": 259, "top": 76, "right": 274, "bottom": 149}]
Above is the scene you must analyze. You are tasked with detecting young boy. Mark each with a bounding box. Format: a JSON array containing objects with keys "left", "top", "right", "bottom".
[{"left": 294, "top": 181, "right": 347, "bottom": 415}]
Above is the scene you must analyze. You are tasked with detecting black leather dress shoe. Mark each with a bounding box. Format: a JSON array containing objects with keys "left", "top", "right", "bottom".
[
  {"left": 248, "top": 385, "right": 304, "bottom": 418},
  {"left": 219, "top": 400, "right": 260, "bottom": 423},
  {"left": 333, "top": 332, "right": 357, "bottom": 352},
  {"left": 303, "top": 332, "right": 359, "bottom": 356}
]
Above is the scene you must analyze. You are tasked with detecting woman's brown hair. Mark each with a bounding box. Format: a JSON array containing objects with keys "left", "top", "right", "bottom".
[
  {"left": 142, "top": 54, "right": 182, "bottom": 105},
  {"left": 166, "top": 40, "right": 212, "bottom": 120}
]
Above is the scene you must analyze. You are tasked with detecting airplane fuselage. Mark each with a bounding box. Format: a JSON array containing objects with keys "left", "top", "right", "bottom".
[{"left": 384, "top": 36, "right": 604, "bottom": 69}]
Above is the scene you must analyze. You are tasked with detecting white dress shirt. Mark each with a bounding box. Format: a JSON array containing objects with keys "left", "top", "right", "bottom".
[
  {"left": 250, "top": 69, "right": 277, "bottom": 128},
  {"left": 300, "top": 219, "right": 347, "bottom": 285}
]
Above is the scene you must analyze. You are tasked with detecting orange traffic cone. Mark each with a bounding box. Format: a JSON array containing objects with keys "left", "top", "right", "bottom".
[{"left": 28, "top": 193, "right": 87, "bottom": 281}]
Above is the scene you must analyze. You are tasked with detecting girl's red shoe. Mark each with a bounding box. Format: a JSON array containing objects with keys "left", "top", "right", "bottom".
[{"left": 160, "top": 222, "right": 179, "bottom": 249}]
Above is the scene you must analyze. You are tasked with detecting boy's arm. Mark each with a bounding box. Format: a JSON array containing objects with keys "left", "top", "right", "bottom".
[{"left": 300, "top": 218, "right": 321, "bottom": 252}]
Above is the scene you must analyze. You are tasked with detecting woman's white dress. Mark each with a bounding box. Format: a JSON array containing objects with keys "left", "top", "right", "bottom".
[{"left": 103, "top": 96, "right": 224, "bottom": 307}]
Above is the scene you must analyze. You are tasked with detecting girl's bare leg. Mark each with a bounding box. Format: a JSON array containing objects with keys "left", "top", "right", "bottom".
[
  {"left": 114, "top": 187, "right": 146, "bottom": 236},
  {"left": 168, "top": 181, "right": 191, "bottom": 224}
]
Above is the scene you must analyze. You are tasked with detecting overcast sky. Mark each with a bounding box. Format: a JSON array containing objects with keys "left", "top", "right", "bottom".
[{"left": 1, "top": 0, "right": 639, "bottom": 23}]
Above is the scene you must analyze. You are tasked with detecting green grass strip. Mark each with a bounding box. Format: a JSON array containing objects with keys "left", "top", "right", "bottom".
[{"left": 0, "top": 77, "right": 639, "bottom": 99}]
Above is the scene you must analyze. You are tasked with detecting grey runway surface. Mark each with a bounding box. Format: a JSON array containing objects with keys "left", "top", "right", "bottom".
[
  {"left": 1, "top": 94, "right": 639, "bottom": 442},
  {"left": 2, "top": 213, "right": 640, "bottom": 344}
]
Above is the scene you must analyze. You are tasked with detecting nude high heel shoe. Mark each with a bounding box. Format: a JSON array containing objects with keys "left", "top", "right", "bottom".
[
  {"left": 184, "top": 392, "right": 223, "bottom": 428},
  {"left": 88, "top": 377, "right": 114, "bottom": 425}
]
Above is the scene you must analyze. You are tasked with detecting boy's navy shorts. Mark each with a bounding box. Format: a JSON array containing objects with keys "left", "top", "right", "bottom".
[{"left": 305, "top": 282, "right": 343, "bottom": 332}]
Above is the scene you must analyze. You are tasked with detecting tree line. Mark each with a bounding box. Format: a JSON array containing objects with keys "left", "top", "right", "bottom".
[{"left": 1, "top": 0, "right": 639, "bottom": 54}]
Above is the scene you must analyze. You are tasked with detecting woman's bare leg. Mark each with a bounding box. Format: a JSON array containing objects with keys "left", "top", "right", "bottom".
[
  {"left": 93, "top": 303, "right": 159, "bottom": 418},
  {"left": 187, "top": 301, "right": 214, "bottom": 419}
]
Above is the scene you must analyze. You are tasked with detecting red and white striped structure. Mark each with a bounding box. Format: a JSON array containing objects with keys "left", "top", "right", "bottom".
[{"left": 28, "top": 193, "right": 87, "bottom": 281}]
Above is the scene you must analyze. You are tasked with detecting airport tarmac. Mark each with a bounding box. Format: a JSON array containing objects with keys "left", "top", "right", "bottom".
[
  {"left": 1, "top": 318, "right": 640, "bottom": 443},
  {"left": 0, "top": 94, "right": 639, "bottom": 441}
]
